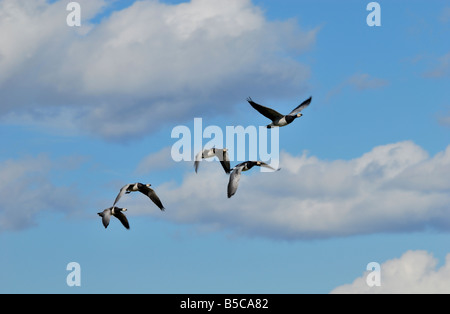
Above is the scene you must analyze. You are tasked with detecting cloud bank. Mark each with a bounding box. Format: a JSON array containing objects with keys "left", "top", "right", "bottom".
[
  {"left": 331, "top": 250, "right": 450, "bottom": 294},
  {"left": 2, "top": 140, "right": 449, "bottom": 239},
  {"left": 0, "top": 0, "right": 317, "bottom": 141},
  {"left": 130, "top": 141, "right": 450, "bottom": 239}
]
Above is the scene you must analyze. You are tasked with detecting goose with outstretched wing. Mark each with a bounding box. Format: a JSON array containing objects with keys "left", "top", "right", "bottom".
[
  {"left": 113, "top": 183, "right": 165, "bottom": 211},
  {"left": 194, "top": 147, "right": 231, "bottom": 174},
  {"left": 247, "top": 96, "right": 312, "bottom": 128},
  {"left": 227, "top": 161, "right": 280, "bottom": 198},
  {"left": 98, "top": 207, "right": 130, "bottom": 229}
]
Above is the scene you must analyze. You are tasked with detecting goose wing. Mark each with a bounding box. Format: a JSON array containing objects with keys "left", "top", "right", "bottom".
[
  {"left": 113, "top": 184, "right": 130, "bottom": 207},
  {"left": 194, "top": 150, "right": 203, "bottom": 173},
  {"left": 258, "top": 161, "right": 281, "bottom": 172},
  {"left": 288, "top": 97, "right": 312, "bottom": 116},
  {"left": 227, "top": 166, "right": 243, "bottom": 198},
  {"left": 194, "top": 148, "right": 214, "bottom": 173},
  {"left": 139, "top": 185, "right": 165, "bottom": 211},
  {"left": 215, "top": 149, "right": 231, "bottom": 174},
  {"left": 98, "top": 209, "right": 111, "bottom": 229},
  {"left": 114, "top": 210, "right": 130, "bottom": 229},
  {"left": 247, "top": 97, "right": 283, "bottom": 122}
]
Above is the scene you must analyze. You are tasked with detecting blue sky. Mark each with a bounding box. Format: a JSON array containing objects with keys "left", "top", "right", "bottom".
[{"left": 0, "top": 0, "right": 449, "bottom": 294}]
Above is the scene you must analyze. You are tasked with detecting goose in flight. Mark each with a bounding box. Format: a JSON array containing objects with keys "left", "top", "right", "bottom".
[
  {"left": 98, "top": 207, "right": 129, "bottom": 229},
  {"left": 247, "top": 96, "right": 312, "bottom": 128},
  {"left": 194, "top": 147, "right": 231, "bottom": 174},
  {"left": 113, "top": 183, "right": 165, "bottom": 211},
  {"left": 227, "top": 161, "right": 280, "bottom": 198}
]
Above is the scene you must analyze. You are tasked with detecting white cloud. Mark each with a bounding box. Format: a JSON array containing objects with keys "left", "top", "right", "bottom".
[
  {"left": 0, "top": 0, "right": 105, "bottom": 86},
  {"left": 128, "top": 141, "right": 450, "bottom": 239},
  {"left": 331, "top": 250, "right": 450, "bottom": 294},
  {"left": 0, "top": 0, "right": 317, "bottom": 141},
  {"left": 0, "top": 154, "right": 84, "bottom": 232}
]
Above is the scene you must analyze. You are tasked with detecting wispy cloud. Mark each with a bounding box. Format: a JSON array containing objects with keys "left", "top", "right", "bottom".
[
  {"left": 128, "top": 141, "right": 450, "bottom": 240},
  {"left": 440, "top": 7, "right": 450, "bottom": 23},
  {"left": 326, "top": 73, "right": 389, "bottom": 101},
  {"left": 0, "top": 0, "right": 317, "bottom": 141},
  {"left": 347, "top": 73, "right": 389, "bottom": 90},
  {"left": 0, "top": 155, "right": 85, "bottom": 232},
  {"left": 331, "top": 250, "right": 450, "bottom": 294},
  {"left": 423, "top": 52, "right": 450, "bottom": 78},
  {"left": 438, "top": 115, "right": 450, "bottom": 127},
  {"left": 135, "top": 146, "right": 180, "bottom": 174}
]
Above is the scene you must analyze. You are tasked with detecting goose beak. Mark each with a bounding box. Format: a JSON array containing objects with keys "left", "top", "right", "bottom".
[
  {"left": 146, "top": 184, "right": 151, "bottom": 187},
  {"left": 123, "top": 208, "right": 128, "bottom": 212},
  {"left": 297, "top": 113, "right": 302, "bottom": 118}
]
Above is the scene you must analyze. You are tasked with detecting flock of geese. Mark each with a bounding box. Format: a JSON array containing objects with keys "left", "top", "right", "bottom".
[{"left": 98, "top": 96, "right": 312, "bottom": 229}]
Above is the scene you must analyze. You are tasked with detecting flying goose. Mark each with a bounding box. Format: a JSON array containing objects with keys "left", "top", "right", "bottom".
[
  {"left": 227, "top": 161, "right": 280, "bottom": 198},
  {"left": 247, "top": 96, "right": 312, "bottom": 128},
  {"left": 113, "top": 183, "right": 165, "bottom": 211},
  {"left": 98, "top": 207, "right": 130, "bottom": 229},
  {"left": 194, "top": 147, "right": 231, "bottom": 174}
]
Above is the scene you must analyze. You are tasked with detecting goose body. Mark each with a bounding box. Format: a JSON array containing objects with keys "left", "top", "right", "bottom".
[
  {"left": 247, "top": 97, "right": 312, "bottom": 128},
  {"left": 98, "top": 207, "right": 129, "bottom": 229},
  {"left": 227, "top": 161, "right": 280, "bottom": 198},
  {"left": 113, "top": 183, "right": 165, "bottom": 211},
  {"left": 194, "top": 147, "right": 231, "bottom": 174}
]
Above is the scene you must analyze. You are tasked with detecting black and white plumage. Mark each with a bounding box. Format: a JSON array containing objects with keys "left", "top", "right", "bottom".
[
  {"left": 227, "top": 161, "right": 280, "bottom": 198},
  {"left": 113, "top": 183, "right": 165, "bottom": 211},
  {"left": 194, "top": 147, "right": 231, "bottom": 174},
  {"left": 98, "top": 207, "right": 130, "bottom": 229},
  {"left": 247, "top": 96, "right": 312, "bottom": 128}
]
